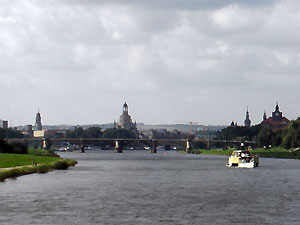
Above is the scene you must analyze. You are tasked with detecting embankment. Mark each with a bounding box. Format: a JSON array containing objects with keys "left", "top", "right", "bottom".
[{"left": 0, "top": 154, "right": 77, "bottom": 182}]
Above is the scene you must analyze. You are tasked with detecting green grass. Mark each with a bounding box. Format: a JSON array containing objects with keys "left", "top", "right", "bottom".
[
  {"left": 251, "top": 147, "right": 300, "bottom": 159},
  {"left": 0, "top": 159, "right": 77, "bottom": 182},
  {"left": 0, "top": 154, "right": 62, "bottom": 168},
  {"left": 0, "top": 154, "right": 77, "bottom": 182},
  {"left": 28, "top": 148, "right": 57, "bottom": 157},
  {"left": 178, "top": 149, "right": 233, "bottom": 156}
]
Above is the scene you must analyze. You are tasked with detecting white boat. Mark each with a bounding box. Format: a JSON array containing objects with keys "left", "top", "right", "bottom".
[
  {"left": 227, "top": 150, "right": 259, "bottom": 168},
  {"left": 59, "top": 142, "right": 73, "bottom": 152}
]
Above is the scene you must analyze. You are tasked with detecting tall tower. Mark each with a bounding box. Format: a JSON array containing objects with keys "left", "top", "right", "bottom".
[
  {"left": 35, "top": 109, "right": 42, "bottom": 131},
  {"left": 123, "top": 102, "right": 128, "bottom": 114},
  {"left": 118, "top": 102, "right": 137, "bottom": 131},
  {"left": 244, "top": 107, "right": 251, "bottom": 128},
  {"left": 272, "top": 102, "right": 283, "bottom": 121},
  {"left": 263, "top": 110, "right": 267, "bottom": 121}
]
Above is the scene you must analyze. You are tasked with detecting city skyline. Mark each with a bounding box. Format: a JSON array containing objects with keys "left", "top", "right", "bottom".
[
  {"left": 5, "top": 102, "right": 291, "bottom": 128},
  {"left": 1, "top": 0, "right": 300, "bottom": 126}
]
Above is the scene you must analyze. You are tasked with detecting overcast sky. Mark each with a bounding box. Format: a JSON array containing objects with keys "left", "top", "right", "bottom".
[{"left": 1, "top": 0, "right": 300, "bottom": 126}]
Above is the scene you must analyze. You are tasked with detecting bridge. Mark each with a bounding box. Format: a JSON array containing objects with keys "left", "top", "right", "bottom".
[{"left": 7, "top": 138, "right": 257, "bottom": 153}]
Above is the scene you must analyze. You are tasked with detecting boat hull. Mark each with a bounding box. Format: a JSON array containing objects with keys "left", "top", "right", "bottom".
[{"left": 237, "top": 161, "right": 255, "bottom": 168}]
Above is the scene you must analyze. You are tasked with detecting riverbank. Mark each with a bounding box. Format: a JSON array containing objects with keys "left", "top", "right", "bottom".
[
  {"left": 178, "top": 147, "right": 300, "bottom": 159},
  {"left": 0, "top": 153, "right": 77, "bottom": 182}
]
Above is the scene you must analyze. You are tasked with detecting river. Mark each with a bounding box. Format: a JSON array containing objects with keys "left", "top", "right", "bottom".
[{"left": 0, "top": 150, "right": 300, "bottom": 225}]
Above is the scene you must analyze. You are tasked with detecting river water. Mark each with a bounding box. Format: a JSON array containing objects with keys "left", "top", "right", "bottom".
[{"left": 0, "top": 150, "right": 300, "bottom": 225}]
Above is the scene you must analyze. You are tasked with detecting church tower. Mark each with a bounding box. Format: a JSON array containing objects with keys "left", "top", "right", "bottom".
[
  {"left": 35, "top": 109, "right": 42, "bottom": 131},
  {"left": 123, "top": 102, "right": 128, "bottom": 114},
  {"left": 244, "top": 108, "right": 251, "bottom": 128},
  {"left": 118, "top": 102, "right": 137, "bottom": 132},
  {"left": 272, "top": 102, "right": 283, "bottom": 121}
]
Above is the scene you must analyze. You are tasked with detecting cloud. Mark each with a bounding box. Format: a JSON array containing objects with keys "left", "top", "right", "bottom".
[
  {"left": 0, "top": 0, "right": 299, "bottom": 126},
  {"left": 65, "top": 0, "right": 277, "bottom": 10}
]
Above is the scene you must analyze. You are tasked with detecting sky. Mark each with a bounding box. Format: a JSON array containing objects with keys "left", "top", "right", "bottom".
[{"left": 1, "top": 0, "right": 300, "bottom": 126}]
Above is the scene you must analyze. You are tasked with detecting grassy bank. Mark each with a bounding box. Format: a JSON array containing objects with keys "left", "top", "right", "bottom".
[
  {"left": 0, "top": 153, "right": 61, "bottom": 168},
  {"left": 0, "top": 154, "right": 77, "bottom": 182},
  {"left": 251, "top": 147, "right": 300, "bottom": 159},
  {"left": 177, "top": 149, "right": 233, "bottom": 156},
  {"left": 179, "top": 147, "right": 300, "bottom": 159},
  {"left": 28, "top": 147, "right": 58, "bottom": 157}
]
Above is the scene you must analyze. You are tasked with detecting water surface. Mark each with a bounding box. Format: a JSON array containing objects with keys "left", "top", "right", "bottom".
[{"left": 0, "top": 150, "right": 299, "bottom": 224}]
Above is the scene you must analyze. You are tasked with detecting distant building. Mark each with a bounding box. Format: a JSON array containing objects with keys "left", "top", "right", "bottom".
[
  {"left": 118, "top": 102, "right": 137, "bottom": 132},
  {"left": 33, "top": 129, "right": 67, "bottom": 138},
  {"left": 24, "top": 125, "right": 33, "bottom": 137},
  {"left": 0, "top": 120, "right": 8, "bottom": 129},
  {"left": 34, "top": 110, "right": 42, "bottom": 131},
  {"left": 230, "top": 121, "right": 237, "bottom": 127},
  {"left": 261, "top": 103, "right": 289, "bottom": 129},
  {"left": 244, "top": 108, "right": 251, "bottom": 128}
]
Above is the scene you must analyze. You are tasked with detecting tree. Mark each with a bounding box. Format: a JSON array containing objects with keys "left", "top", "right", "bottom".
[
  {"left": 102, "top": 128, "right": 137, "bottom": 139},
  {"left": 282, "top": 118, "right": 300, "bottom": 149},
  {"left": 66, "top": 126, "right": 103, "bottom": 138},
  {"left": 84, "top": 127, "right": 102, "bottom": 138},
  {"left": 257, "top": 128, "right": 274, "bottom": 147},
  {"left": 0, "top": 128, "right": 24, "bottom": 139},
  {"left": 216, "top": 125, "right": 262, "bottom": 141}
]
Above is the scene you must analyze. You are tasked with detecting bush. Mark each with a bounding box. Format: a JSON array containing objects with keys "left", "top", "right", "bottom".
[
  {"left": 36, "top": 164, "right": 50, "bottom": 174},
  {"left": 53, "top": 160, "right": 69, "bottom": 170},
  {"left": 0, "top": 140, "right": 13, "bottom": 153},
  {"left": 11, "top": 142, "right": 28, "bottom": 154},
  {"left": 0, "top": 140, "right": 28, "bottom": 154}
]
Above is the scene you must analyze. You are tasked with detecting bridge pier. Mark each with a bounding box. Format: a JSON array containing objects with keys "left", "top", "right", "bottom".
[
  {"left": 186, "top": 140, "right": 192, "bottom": 152},
  {"left": 206, "top": 140, "right": 211, "bottom": 150},
  {"left": 42, "top": 138, "right": 51, "bottom": 149},
  {"left": 151, "top": 141, "right": 157, "bottom": 153},
  {"left": 223, "top": 140, "right": 227, "bottom": 150},
  {"left": 80, "top": 144, "right": 85, "bottom": 153},
  {"left": 114, "top": 140, "right": 123, "bottom": 153}
]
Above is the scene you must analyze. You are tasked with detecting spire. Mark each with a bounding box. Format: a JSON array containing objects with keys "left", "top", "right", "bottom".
[
  {"left": 123, "top": 102, "right": 128, "bottom": 113},
  {"left": 35, "top": 109, "right": 42, "bottom": 131},
  {"left": 272, "top": 101, "right": 283, "bottom": 121},
  {"left": 244, "top": 107, "right": 251, "bottom": 127},
  {"left": 275, "top": 101, "right": 279, "bottom": 112},
  {"left": 263, "top": 109, "right": 267, "bottom": 121}
]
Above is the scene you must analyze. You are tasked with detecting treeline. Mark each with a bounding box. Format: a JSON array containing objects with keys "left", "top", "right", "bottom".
[
  {"left": 66, "top": 127, "right": 137, "bottom": 139},
  {"left": 216, "top": 117, "right": 300, "bottom": 149},
  {"left": 0, "top": 128, "right": 24, "bottom": 139},
  {"left": 66, "top": 127, "right": 103, "bottom": 138},
  {"left": 0, "top": 128, "right": 27, "bottom": 154},
  {"left": 0, "top": 140, "right": 27, "bottom": 154}
]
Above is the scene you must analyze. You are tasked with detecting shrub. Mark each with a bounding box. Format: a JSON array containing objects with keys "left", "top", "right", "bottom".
[
  {"left": 0, "top": 140, "right": 13, "bottom": 153},
  {"left": 53, "top": 161, "right": 69, "bottom": 170},
  {"left": 36, "top": 164, "right": 50, "bottom": 174},
  {"left": 11, "top": 142, "right": 28, "bottom": 154},
  {"left": 0, "top": 140, "right": 28, "bottom": 154}
]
